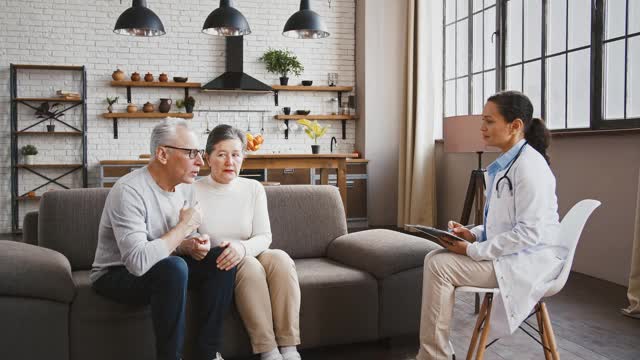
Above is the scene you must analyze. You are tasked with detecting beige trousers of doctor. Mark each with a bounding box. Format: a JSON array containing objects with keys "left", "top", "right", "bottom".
[
  {"left": 234, "top": 249, "right": 301, "bottom": 353},
  {"left": 417, "top": 249, "right": 498, "bottom": 360}
]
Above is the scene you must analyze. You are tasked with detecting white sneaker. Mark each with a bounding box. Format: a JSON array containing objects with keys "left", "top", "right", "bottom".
[
  {"left": 281, "top": 351, "right": 302, "bottom": 360},
  {"left": 621, "top": 307, "right": 640, "bottom": 319},
  {"left": 213, "top": 352, "right": 225, "bottom": 360}
]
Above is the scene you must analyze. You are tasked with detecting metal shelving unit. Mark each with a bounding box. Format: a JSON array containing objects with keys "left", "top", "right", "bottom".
[{"left": 10, "top": 64, "right": 88, "bottom": 233}]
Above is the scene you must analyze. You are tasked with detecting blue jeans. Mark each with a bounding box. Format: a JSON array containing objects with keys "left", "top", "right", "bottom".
[{"left": 92, "top": 247, "right": 236, "bottom": 360}]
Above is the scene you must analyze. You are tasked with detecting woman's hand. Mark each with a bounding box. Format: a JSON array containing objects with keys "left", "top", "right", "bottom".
[
  {"left": 178, "top": 234, "right": 211, "bottom": 260},
  {"left": 216, "top": 241, "right": 245, "bottom": 271},
  {"left": 448, "top": 220, "right": 476, "bottom": 242}
]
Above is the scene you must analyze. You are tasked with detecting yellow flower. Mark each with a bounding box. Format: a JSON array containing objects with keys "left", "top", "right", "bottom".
[{"left": 297, "top": 119, "right": 329, "bottom": 144}]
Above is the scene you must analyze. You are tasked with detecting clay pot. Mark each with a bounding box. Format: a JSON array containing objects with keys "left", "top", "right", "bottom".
[
  {"left": 131, "top": 72, "right": 141, "bottom": 81},
  {"left": 127, "top": 103, "right": 138, "bottom": 113},
  {"left": 143, "top": 102, "right": 155, "bottom": 113},
  {"left": 144, "top": 72, "right": 154, "bottom": 82},
  {"left": 159, "top": 73, "right": 168, "bottom": 82},
  {"left": 112, "top": 68, "right": 125, "bottom": 81},
  {"left": 159, "top": 98, "right": 172, "bottom": 113}
]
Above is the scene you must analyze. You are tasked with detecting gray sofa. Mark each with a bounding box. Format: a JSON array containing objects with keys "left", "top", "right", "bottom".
[{"left": 0, "top": 185, "right": 439, "bottom": 360}]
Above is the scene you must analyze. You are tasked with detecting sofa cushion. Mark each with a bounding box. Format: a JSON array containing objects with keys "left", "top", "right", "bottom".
[
  {"left": 0, "top": 240, "right": 74, "bottom": 303},
  {"left": 327, "top": 229, "right": 441, "bottom": 279},
  {"left": 294, "top": 258, "right": 379, "bottom": 347},
  {"left": 39, "top": 188, "right": 111, "bottom": 271},
  {"left": 266, "top": 186, "right": 348, "bottom": 259}
]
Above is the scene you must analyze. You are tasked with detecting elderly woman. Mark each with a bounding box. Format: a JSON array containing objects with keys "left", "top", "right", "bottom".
[{"left": 194, "top": 124, "right": 302, "bottom": 360}]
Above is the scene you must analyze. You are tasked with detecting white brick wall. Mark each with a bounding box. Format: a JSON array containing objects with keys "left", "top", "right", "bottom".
[{"left": 0, "top": 0, "right": 356, "bottom": 232}]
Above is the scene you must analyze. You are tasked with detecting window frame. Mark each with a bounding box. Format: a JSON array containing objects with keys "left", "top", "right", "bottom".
[{"left": 442, "top": 0, "right": 640, "bottom": 132}]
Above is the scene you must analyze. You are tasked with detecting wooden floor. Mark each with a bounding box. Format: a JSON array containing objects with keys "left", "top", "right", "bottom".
[{"left": 234, "top": 272, "right": 640, "bottom": 360}]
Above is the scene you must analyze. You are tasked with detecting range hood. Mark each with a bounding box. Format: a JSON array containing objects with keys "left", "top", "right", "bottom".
[{"left": 201, "top": 36, "right": 272, "bottom": 92}]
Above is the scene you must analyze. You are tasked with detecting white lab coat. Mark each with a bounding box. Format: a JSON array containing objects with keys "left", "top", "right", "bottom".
[{"left": 466, "top": 145, "right": 565, "bottom": 338}]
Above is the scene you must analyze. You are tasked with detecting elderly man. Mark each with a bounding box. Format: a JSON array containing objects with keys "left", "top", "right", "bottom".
[{"left": 91, "top": 119, "right": 235, "bottom": 360}]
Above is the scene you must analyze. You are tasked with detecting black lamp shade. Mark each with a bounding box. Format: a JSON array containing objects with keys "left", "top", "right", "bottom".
[
  {"left": 283, "top": 0, "right": 329, "bottom": 39},
  {"left": 203, "top": 0, "right": 251, "bottom": 36},
  {"left": 114, "top": 0, "right": 165, "bottom": 37}
]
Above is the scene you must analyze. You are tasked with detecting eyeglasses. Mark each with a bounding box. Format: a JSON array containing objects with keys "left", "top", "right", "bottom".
[{"left": 162, "top": 145, "right": 205, "bottom": 159}]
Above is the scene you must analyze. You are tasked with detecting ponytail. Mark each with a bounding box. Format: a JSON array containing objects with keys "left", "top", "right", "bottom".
[{"left": 525, "top": 118, "right": 551, "bottom": 164}]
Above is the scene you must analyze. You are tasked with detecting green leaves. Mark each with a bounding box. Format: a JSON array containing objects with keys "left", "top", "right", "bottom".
[
  {"left": 259, "top": 48, "right": 304, "bottom": 77},
  {"left": 297, "top": 119, "right": 330, "bottom": 144}
]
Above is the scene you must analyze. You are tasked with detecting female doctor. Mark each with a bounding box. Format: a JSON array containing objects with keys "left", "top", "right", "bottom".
[{"left": 416, "top": 91, "right": 565, "bottom": 360}]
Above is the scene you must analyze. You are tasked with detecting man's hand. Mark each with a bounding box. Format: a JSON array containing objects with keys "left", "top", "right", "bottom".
[
  {"left": 178, "top": 202, "right": 203, "bottom": 235},
  {"left": 448, "top": 220, "right": 476, "bottom": 242},
  {"left": 216, "top": 241, "right": 245, "bottom": 271},
  {"left": 179, "top": 234, "right": 211, "bottom": 261}
]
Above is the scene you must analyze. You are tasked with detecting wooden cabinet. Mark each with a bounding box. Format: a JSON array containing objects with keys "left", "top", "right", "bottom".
[
  {"left": 265, "top": 168, "right": 311, "bottom": 185},
  {"left": 313, "top": 160, "right": 368, "bottom": 225}
]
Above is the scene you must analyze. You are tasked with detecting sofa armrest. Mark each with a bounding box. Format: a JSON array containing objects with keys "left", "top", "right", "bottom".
[
  {"left": 327, "top": 229, "right": 442, "bottom": 279},
  {"left": 0, "top": 240, "right": 75, "bottom": 303},
  {"left": 22, "top": 211, "right": 39, "bottom": 245}
]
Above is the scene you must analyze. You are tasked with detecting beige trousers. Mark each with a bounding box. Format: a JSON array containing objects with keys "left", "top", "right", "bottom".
[
  {"left": 235, "top": 249, "right": 301, "bottom": 353},
  {"left": 417, "top": 250, "right": 498, "bottom": 360},
  {"left": 625, "top": 170, "right": 640, "bottom": 314}
]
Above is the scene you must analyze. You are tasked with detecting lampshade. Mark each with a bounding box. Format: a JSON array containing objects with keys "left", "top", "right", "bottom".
[
  {"left": 443, "top": 115, "right": 500, "bottom": 153},
  {"left": 283, "top": 0, "right": 330, "bottom": 39},
  {"left": 203, "top": 0, "right": 251, "bottom": 36},
  {"left": 114, "top": 0, "right": 166, "bottom": 37}
]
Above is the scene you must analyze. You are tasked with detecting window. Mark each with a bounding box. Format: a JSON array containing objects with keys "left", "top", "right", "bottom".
[{"left": 442, "top": 0, "right": 640, "bottom": 133}]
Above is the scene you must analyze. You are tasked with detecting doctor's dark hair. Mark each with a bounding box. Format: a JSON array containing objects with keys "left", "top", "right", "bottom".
[
  {"left": 205, "top": 124, "right": 246, "bottom": 155},
  {"left": 487, "top": 91, "right": 551, "bottom": 164}
]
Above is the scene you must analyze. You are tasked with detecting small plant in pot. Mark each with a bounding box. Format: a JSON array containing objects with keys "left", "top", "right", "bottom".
[
  {"left": 106, "top": 96, "right": 119, "bottom": 113},
  {"left": 175, "top": 99, "right": 185, "bottom": 112},
  {"left": 184, "top": 96, "right": 196, "bottom": 113},
  {"left": 35, "top": 102, "right": 64, "bottom": 132},
  {"left": 259, "top": 48, "right": 304, "bottom": 86},
  {"left": 21, "top": 144, "right": 38, "bottom": 165},
  {"left": 297, "top": 119, "right": 329, "bottom": 154}
]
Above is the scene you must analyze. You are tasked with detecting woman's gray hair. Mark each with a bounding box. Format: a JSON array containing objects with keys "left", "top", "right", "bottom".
[
  {"left": 205, "top": 124, "right": 246, "bottom": 154},
  {"left": 150, "top": 118, "right": 191, "bottom": 158}
]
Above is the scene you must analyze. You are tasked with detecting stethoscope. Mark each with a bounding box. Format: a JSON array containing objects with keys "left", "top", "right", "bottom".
[{"left": 495, "top": 141, "right": 528, "bottom": 198}]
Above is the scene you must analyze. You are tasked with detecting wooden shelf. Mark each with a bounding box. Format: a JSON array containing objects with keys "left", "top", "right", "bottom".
[
  {"left": 16, "top": 164, "right": 83, "bottom": 169},
  {"left": 14, "top": 97, "right": 83, "bottom": 103},
  {"left": 13, "top": 64, "right": 84, "bottom": 71},
  {"left": 15, "top": 131, "right": 83, "bottom": 136},
  {"left": 16, "top": 196, "right": 41, "bottom": 201},
  {"left": 110, "top": 81, "right": 201, "bottom": 88},
  {"left": 271, "top": 85, "right": 353, "bottom": 92},
  {"left": 275, "top": 115, "right": 357, "bottom": 121},
  {"left": 101, "top": 112, "right": 194, "bottom": 119}
]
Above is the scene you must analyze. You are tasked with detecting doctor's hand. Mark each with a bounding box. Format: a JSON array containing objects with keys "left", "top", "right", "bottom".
[
  {"left": 179, "top": 234, "right": 211, "bottom": 261},
  {"left": 216, "top": 241, "right": 245, "bottom": 271},
  {"left": 440, "top": 237, "right": 470, "bottom": 256},
  {"left": 447, "top": 221, "right": 476, "bottom": 242}
]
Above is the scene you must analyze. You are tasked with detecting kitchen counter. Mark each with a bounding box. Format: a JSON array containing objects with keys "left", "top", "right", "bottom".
[{"left": 100, "top": 153, "right": 365, "bottom": 212}]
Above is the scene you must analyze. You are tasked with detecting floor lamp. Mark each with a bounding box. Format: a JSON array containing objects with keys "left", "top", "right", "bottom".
[{"left": 444, "top": 115, "right": 499, "bottom": 313}]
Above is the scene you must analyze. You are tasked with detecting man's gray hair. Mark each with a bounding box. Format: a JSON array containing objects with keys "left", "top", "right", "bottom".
[{"left": 150, "top": 118, "right": 191, "bottom": 158}]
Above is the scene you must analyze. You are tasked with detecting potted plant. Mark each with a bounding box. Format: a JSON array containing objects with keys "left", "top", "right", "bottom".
[
  {"left": 297, "top": 119, "right": 329, "bottom": 154},
  {"left": 21, "top": 144, "right": 38, "bottom": 165},
  {"left": 184, "top": 96, "right": 196, "bottom": 113},
  {"left": 106, "top": 96, "right": 119, "bottom": 113},
  {"left": 35, "top": 102, "right": 64, "bottom": 132},
  {"left": 259, "top": 48, "right": 304, "bottom": 85},
  {"left": 175, "top": 99, "right": 185, "bottom": 112}
]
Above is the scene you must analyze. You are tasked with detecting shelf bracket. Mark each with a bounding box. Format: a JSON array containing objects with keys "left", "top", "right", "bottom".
[
  {"left": 342, "top": 120, "right": 347, "bottom": 139},
  {"left": 126, "top": 86, "right": 132, "bottom": 103},
  {"left": 185, "top": 88, "right": 189, "bottom": 101},
  {"left": 284, "top": 119, "right": 289, "bottom": 139},
  {"left": 337, "top": 91, "right": 343, "bottom": 108},
  {"left": 273, "top": 90, "right": 279, "bottom": 106},
  {"left": 113, "top": 118, "right": 118, "bottom": 139}
]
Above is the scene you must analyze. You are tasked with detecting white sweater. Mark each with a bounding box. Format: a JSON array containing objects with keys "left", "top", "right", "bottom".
[{"left": 194, "top": 176, "right": 272, "bottom": 257}]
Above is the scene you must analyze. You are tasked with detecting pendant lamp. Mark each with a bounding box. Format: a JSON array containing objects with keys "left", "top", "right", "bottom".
[
  {"left": 283, "top": 0, "right": 329, "bottom": 39},
  {"left": 203, "top": 0, "right": 252, "bottom": 36},
  {"left": 114, "top": 0, "right": 166, "bottom": 37}
]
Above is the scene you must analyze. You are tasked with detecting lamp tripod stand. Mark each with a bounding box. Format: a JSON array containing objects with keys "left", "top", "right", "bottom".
[{"left": 460, "top": 151, "right": 486, "bottom": 314}]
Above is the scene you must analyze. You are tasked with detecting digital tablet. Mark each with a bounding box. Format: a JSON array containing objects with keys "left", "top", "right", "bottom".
[{"left": 406, "top": 224, "right": 469, "bottom": 243}]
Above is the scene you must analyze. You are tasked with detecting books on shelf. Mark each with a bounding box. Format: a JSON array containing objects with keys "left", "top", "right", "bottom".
[{"left": 56, "top": 90, "right": 81, "bottom": 100}]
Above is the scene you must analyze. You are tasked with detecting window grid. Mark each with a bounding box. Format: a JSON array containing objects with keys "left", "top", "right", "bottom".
[{"left": 443, "top": 0, "right": 640, "bottom": 131}]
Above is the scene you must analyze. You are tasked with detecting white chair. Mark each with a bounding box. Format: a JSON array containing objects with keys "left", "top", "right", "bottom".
[{"left": 453, "top": 199, "right": 601, "bottom": 360}]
